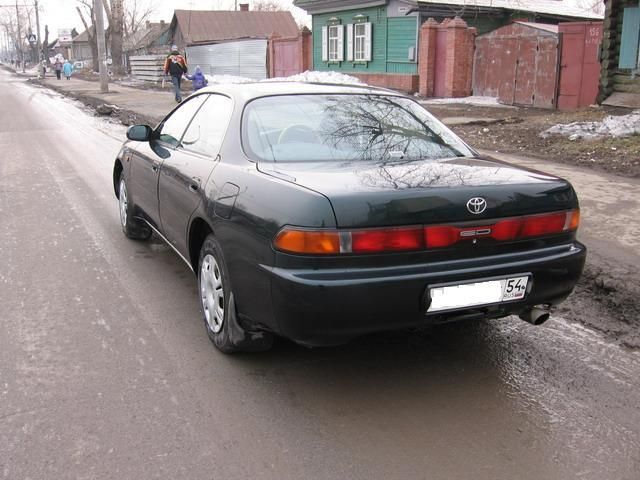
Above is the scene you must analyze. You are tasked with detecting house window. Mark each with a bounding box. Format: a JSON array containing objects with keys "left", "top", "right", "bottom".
[
  {"left": 354, "top": 23, "right": 367, "bottom": 61},
  {"left": 328, "top": 25, "right": 340, "bottom": 61},
  {"left": 322, "top": 24, "right": 344, "bottom": 62},
  {"left": 347, "top": 22, "right": 372, "bottom": 62}
]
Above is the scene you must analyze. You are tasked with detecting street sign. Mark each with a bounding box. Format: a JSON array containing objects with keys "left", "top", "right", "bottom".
[{"left": 27, "top": 34, "right": 36, "bottom": 44}]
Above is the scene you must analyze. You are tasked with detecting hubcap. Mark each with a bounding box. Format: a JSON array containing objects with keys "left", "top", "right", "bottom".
[
  {"left": 200, "top": 254, "right": 225, "bottom": 333},
  {"left": 119, "top": 179, "right": 128, "bottom": 227}
]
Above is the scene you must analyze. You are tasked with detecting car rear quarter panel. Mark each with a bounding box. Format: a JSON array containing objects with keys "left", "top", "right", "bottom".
[{"left": 203, "top": 161, "right": 338, "bottom": 332}]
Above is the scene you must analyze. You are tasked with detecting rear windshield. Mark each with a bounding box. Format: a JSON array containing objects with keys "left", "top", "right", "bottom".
[{"left": 242, "top": 94, "right": 474, "bottom": 162}]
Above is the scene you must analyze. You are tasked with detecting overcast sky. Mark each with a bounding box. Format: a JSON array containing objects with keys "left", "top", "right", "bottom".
[
  {"left": 37, "top": 0, "right": 601, "bottom": 40},
  {"left": 39, "top": 0, "right": 310, "bottom": 39}
]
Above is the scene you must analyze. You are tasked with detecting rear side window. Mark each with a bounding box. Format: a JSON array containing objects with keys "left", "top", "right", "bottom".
[{"left": 242, "top": 94, "right": 473, "bottom": 162}]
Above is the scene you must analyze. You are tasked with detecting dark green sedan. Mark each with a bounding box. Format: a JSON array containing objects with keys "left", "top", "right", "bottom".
[{"left": 113, "top": 82, "right": 586, "bottom": 353}]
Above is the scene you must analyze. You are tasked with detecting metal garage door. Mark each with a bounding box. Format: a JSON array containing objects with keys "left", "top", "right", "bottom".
[
  {"left": 186, "top": 39, "right": 267, "bottom": 79},
  {"left": 473, "top": 22, "right": 559, "bottom": 109}
]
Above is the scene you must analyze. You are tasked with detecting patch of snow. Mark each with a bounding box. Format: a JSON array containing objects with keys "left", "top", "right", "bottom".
[
  {"left": 264, "top": 70, "right": 365, "bottom": 85},
  {"left": 205, "top": 74, "right": 253, "bottom": 85},
  {"left": 541, "top": 110, "right": 640, "bottom": 140},
  {"left": 420, "top": 96, "right": 512, "bottom": 107},
  {"left": 203, "top": 71, "right": 366, "bottom": 86}
]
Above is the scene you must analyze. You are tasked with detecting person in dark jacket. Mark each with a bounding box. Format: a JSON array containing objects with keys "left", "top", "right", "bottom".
[
  {"left": 163, "top": 45, "right": 188, "bottom": 103},
  {"left": 185, "top": 65, "right": 208, "bottom": 92}
]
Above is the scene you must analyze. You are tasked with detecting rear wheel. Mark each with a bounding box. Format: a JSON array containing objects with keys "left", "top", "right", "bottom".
[
  {"left": 118, "top": 173, "right": 151, "bottom": 240},
  {"left": 198, "top": 234, "right": 273, "bottom": 353}
]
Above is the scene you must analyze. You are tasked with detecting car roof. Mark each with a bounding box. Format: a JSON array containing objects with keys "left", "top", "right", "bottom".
[{"left": 196, "top": 81, "right": 404, "bottom": 102}]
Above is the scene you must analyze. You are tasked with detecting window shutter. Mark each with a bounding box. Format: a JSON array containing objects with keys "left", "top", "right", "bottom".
[
  {"left": 322, "top": 26, "right": 328, "bottom": 62},
  {"left": 619, "top": 7, "right": 640, "bottom": 69},
  {"left": 347, "top": 24, "right": 354, "bottom": 61},
  {"left": 337, "top": 24, "right": 345, "bottom": 62},
  {"left": 364, "top": 22, "right": 372, "bottom": 61}
]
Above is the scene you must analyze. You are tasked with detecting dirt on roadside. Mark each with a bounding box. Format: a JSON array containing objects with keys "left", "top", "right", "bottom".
[{"left": 426, "top": 104, "right": 640, "bottom": 179}]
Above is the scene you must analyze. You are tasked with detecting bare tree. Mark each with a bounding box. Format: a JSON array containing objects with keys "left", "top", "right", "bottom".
[
  {"left": 123, "top": 0, "right": 156, "bottom": 37},
  {"left": 101, "top": 0, "right": 125, "bottom": 75},
  {"left": 76, "top": 0, "right": 100, "bottom": 72},
  {"left": 252, "top": 0, "right": 284, "bottom": 11}
]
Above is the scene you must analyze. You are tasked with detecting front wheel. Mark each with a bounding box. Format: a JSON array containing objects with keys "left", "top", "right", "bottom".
[
  {"left": 198, "top": 234, "right": 273, "bottom": 353},
  {"left": 118, "top": 173, "right": 151, "bottom": 240}
]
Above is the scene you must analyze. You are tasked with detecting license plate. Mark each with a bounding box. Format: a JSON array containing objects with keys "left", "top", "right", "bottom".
[{"left": 428, "top": 276, "right": 529, "bottom": 313}]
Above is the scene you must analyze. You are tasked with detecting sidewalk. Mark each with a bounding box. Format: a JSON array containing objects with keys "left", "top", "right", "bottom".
[{"left": 38, "top": 75, "right": 176, "bottom": 124}]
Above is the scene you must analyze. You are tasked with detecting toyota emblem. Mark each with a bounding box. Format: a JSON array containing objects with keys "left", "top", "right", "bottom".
[{"left": 467, "top": 197, "right": 487, "bottom": 215}]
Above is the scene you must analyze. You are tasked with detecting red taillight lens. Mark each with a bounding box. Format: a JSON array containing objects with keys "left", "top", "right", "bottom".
[
  {"left": 424, "top": 226, "right": 459, "bottom": 248},
  {"left": 491, "top": 218, "right": 524, "bottom": 241},
  {"left": 273, "top": 210, "right": 579, "bottom": 255},
  {"left": 352, "top": 227, "right": 423, "bottom": 253},
  {"left": 521, "top": 212, "right": 567, "bottom": 237}
]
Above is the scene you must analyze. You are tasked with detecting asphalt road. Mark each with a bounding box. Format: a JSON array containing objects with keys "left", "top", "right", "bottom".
[{"left": 1, "top": 70, "right": 640, "bottom": 480}]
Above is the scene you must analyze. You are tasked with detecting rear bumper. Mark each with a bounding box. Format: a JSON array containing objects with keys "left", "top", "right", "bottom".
[{"left": 266, "top": 242, "right": 586, "bottom": 346}]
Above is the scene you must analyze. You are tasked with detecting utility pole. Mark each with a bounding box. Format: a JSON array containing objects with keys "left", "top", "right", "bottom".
[
  {"left": 34, "top": 0, "right": 41, "bottom": 68},
  {"left": 94, "top": 0, "right": 108, "bottom": 92}
]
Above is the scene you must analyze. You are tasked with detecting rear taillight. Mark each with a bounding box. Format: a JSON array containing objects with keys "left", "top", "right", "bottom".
[{"left": 274, "top": 209, "right": 579, "bottom": 255}]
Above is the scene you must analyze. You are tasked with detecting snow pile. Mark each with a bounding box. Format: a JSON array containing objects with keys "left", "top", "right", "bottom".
[
  {"left": 420, "top": 96, "right": 510, "bottom": 107},
  {"left": 202, "top": 71, "right": 366, "bottom": 86},
  {"left": 205, "top": 74, "right": 253, "bottom": 84},
  {"left": 541, "top": 110, "right": 640, "bottom": 140},
  {"left": 264, "top": 70, "right": 365, "bottom": 85}
]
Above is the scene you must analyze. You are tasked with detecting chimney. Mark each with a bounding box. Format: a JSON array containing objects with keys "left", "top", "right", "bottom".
[{"left": 239, "top": 3, "right": 249, "bottom": 11}]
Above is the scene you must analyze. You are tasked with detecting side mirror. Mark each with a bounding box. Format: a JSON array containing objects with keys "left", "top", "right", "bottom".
[{"left": 126, "top": 124, "right": 153, "bottom": 142}]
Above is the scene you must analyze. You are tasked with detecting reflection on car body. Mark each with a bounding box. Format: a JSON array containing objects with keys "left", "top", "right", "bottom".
[{"left": 112, "top": 82, "right": 586, "bottom": 353}]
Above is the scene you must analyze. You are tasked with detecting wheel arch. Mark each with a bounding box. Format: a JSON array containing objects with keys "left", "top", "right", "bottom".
[
  {"left": 113, "top": 159, "right": 124, "bottom": 198},
  {"left": 189, "top": 217, "right": 214, "bottom": 273}
]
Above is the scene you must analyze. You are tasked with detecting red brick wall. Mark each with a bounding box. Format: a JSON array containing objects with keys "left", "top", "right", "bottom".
[
  {"left": 419, "top": 17, "right": 476, "bottom": 98},
  {"left": 351, "top": 73, "right": 419, "bottom": 93}
]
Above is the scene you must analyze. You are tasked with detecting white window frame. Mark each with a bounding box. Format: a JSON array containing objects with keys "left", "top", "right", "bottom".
[
  {"left": 327, "top": 24, "right": 344, "bottom": 62},
  {"left": 354, "top": 23, "right": 367, "bottom": 61},
  {"left": 352, "top": 22, "right": 372, "bottom": 62}
]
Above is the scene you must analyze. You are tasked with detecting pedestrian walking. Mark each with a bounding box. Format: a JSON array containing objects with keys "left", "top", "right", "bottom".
[
  {"left": 41, "top": 60, "right": 46, "bottom": 78},
  {"left": 63, "top": 59, "right": 74, "bottom": 80},
  {"left": 163, "top": 45, "right": 188, "bottom": 103},
  {"left": 185, "top": 65, "right": 208, "bottom": 92},
  {"left": 54, "top": 59, "right": 62, "bottom": 80}
]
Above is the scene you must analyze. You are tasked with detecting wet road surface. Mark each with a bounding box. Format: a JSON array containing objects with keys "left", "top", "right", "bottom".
[{"left": 1, "top": 70, "right": 640, "bottom": 479}]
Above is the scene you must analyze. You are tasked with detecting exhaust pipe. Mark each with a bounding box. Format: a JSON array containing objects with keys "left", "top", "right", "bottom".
[{"left": 519, "top": 306, "right": 551, "bottom": 326}]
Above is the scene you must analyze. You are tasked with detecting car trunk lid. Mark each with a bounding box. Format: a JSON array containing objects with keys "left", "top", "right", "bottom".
[{"left": 258, "top": 156, "right": 578, "bottom": 228}]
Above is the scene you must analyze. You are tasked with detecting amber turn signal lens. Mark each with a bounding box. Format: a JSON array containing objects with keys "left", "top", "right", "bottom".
[
  {"left": 569, "top": 209, "right": 580, "bottom": 231},
  {"left": 274, "top": 229, "right": 341, "bottom": 255}
]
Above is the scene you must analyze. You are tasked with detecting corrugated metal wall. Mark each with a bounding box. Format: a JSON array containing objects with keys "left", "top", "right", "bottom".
[{"left": 186, "top": 39, "right": 267, "bottom": 79}]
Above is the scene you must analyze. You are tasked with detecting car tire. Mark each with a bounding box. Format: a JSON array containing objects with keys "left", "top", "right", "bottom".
[
  {"left": 118, "top": 173, "right": 151, "bottom": 240},
  {"left": 198, "top": 234, "right": 274, "bottom": 353}
]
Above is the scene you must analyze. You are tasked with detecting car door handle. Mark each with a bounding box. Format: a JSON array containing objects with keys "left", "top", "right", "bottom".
[{"left": 152, "top": 162, "right": 160, "bottom": 172}]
